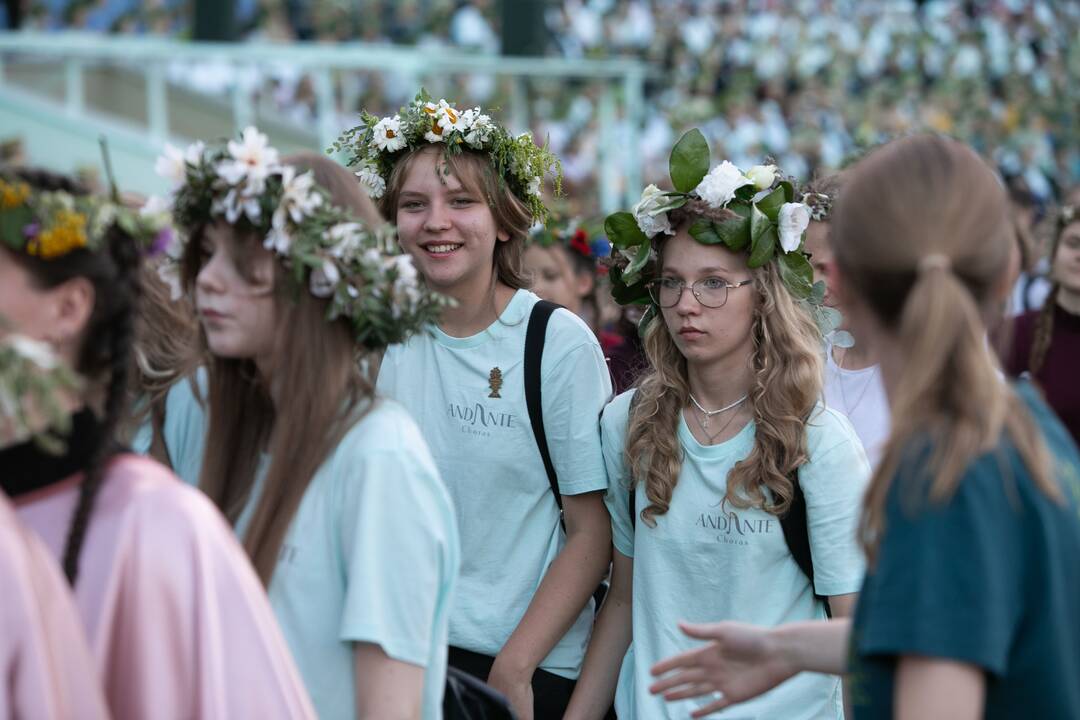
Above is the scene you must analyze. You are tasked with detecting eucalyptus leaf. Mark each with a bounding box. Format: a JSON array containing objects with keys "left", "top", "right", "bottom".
[
  {"left": 810, "top": 280, "right": 827, "bottom": 304},
  {"left": 669, "top": 129, "right": 710, "bottom": 193},
  {"left": 604, "top": 211, "right": 650, "bottom": 247},
  {"left": 638, "top": 304, "right": 659, "bottom": 334},
  {"left": 626, "top": 242, "right": 653, "bottom": 280},
  {"left": 832, "top": 330, "right": 855, "bottom": 349},
  {"left": 817, "top": 306, "right": 843, "bottom": 335}
]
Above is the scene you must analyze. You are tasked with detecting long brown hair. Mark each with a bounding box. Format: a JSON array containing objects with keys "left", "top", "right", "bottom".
[
  {"left": 625, "top": 203, "right": 823, "bottom": 526},
  {"left": 830, "top": 134, "right": 1059, "bottom": 562},
  {"left": 380, "top": 145, "right": 533, "bottom": 291},
  {"left": 1029, "top": 196, "right": 1079, "bottom": 374},
  {"left": 180, "top": 167, "right": 374, "bottom": 585},
  {"left": 125, "top": 261, "right": 200, "bottom": 461}
]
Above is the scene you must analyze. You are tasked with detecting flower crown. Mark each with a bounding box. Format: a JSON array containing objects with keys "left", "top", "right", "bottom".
[
  {"left": 605, "top": 129, "right": 838, "bottom": 335},
  {"left": 332, "top": 90, "right": 562, "bottom": 224},
  {"left": 0, "top": 332, "right": 82, "bottom": 454},
  {"left": 801, "top": 192, "right": 833, "bottom": 222},
  {"left": 528, "top": 218, "right": 611, "bottom": 265},
  {"left": 150, "top": 127, "right": 449, "bottom": 351},
  {"left": 0, "top": 177, "right": 172, "bottom": 261}
]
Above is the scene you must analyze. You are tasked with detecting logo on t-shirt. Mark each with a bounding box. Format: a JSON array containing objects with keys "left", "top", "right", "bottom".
[
  {"left": 695, "top": 500, "right": 777, "bottom": 546},
  {"left": 488, "top": 367, "right": 503, "bottom": 398}
]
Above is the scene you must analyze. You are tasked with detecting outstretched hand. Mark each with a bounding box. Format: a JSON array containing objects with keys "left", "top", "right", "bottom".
[{"left": 648, "top": 621, "right": 797, "bottom": 719}]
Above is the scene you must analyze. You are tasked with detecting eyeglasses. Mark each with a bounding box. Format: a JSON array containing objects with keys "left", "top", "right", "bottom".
[{"left": 647, "top": 277, "right": 753, "bottom": 308}]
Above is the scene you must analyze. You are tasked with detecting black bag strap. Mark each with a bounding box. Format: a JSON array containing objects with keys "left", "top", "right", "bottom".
[
  {"left": 524, "top": 300, "right": 565, "bottom": 532},
  {"left": 443, "top": 666, "right": 517, "bottom": 720},
  {"left": 779, "top": 472, "right": 831, "bottom": 617}
]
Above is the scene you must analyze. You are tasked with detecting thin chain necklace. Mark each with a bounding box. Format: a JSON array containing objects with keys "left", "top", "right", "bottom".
[
  {"left": 834, "top": 347, "right": 878, "bottom": 416},
  {"left": 688, "top": 404, "right": 743, "bottom": 445},
  {"left": 688, "top": 393, "right": 748, "bottom": 429}
]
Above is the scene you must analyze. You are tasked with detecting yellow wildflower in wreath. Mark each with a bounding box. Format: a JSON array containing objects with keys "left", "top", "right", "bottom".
[
  {"left": 0, "top": 179, "right": 30, "bottom": 209},
  {"left": 26, "top": 209, "right": 89, "bottom": 259}
]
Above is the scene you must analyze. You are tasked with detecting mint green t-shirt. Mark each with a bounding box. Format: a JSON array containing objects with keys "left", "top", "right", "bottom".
[
  {"left": 132, "top": 369, "right": 207, "bottom": 485},
  {"left": 376, "top": 289, "right": 612, "bottom": 679},
  {"left": 603, "top": 390, "right": 870, "bottom": 720},
  {"left": 223, "top": 400, "right": 459, "bottom": 720}
]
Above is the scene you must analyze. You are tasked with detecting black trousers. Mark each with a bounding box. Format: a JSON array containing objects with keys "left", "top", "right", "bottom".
[{"left": 448, "top": 646, "right": 576, "bottom": 719}]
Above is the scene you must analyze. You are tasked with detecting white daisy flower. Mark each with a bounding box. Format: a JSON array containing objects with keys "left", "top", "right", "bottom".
[
  {"left": 154, "top": 143, "right": 189, "bottom": 187},
  {"left": 217, "top": 126, "right": 280, "bottom": 195},
  {"left": 272, "top": 167, "right": 323, "bottom": 233},
  {"left": 372, "top": 117, "right": 406, "bottom": 153}
]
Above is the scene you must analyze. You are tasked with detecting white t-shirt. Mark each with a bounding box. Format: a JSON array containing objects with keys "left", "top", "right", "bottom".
[
  {"left": 376, "top": 288, "right": 613, "bottom": 679},
  {"left": 823, "top": 344, "right": 890, "bottom": 469},
  {"left": 603, "top": 390, "right": 870, "bottom": 720}
]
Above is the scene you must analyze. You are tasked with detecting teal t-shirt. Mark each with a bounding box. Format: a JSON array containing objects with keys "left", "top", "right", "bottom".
[
  {"left": 603, "top": 390, "right": 870, "bottom": 720},
  {"left": 849, "top": 382, "right": 1080, "bottom": 718},
  {"left": 376, "top": 289, "right": 612, "bottom": 679},
  {"left": 132, "top": 369, "right": 207, "bottom": 485},
  {"left": 228, "top": 400, "right": 459, "bottom": 720}
]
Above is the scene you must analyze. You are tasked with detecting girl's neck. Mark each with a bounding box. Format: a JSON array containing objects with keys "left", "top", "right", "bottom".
[
  {"left": 686, "top": 353, "right": 753, "bottom": 411},
  {"left": 1057, "top": 287, "right": 1080, "bottom": 316},
  {"left": 438, "top": 275, "right": 517, "bottom": 338}
]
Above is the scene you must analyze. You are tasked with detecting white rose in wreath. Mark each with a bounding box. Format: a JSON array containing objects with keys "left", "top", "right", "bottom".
[
  {"left": 632, "top": 184, "right": 675, "bottom": 238},
  {"left": 695, "top": 161, "right": 752, "bottom": 209},
  {"left": 778, "top": 202, "right": 812, "bottom": 253},
  {"left": 747, "top": 164, "right": 778, "bottom": 190}
]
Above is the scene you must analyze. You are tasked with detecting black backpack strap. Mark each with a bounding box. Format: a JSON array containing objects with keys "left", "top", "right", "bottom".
[
  {"left": 524, "top": 300, "right": 564, "bottom": 532},
  {"left": 779, "top": 470, "right": 832, "bottom": 618},
  {"left": 625, "top": 391, "right": 643, "bottom": 531}
]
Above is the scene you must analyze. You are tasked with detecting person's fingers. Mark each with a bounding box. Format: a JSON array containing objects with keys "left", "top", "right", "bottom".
[
  {"left": 663, "top": 680, "right": 716, "bottom": 701},
  {"left": 678, "top": 621, "right": 724, "bottom": 640},
  {"left": 649, "top": 668, "right": 706, "bottom": 694},
  {"left": 690, "top": 695, "right": 733, "bottom": 718},
  {"left": 651, "top": 645, "right": 710, "bottom": 676}
]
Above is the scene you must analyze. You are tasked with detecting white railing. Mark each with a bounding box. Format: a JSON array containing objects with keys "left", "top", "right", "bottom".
[{"left": 0, "top": 32, "right": 650, "bottom": 211}]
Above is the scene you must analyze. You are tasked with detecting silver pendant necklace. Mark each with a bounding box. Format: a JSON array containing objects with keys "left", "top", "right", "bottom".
[{"left": 688, "top": 393, "right": 748, "bottom": 429}]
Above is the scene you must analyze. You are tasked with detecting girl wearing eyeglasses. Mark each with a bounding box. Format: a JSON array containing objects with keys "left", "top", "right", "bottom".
[{"left": 565, "top": 140, "right": 870, "bottom": 720}]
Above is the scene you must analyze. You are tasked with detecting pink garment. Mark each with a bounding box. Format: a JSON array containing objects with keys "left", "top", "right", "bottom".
[
  {"left": 0, "top": 494, "right": 107, "bottom": 720},
  {"left": 14, "top": 455, "right": 316, "bottom": 720}
]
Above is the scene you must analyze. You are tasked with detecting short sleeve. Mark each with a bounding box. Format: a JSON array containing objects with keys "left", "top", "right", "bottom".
[
  {"left": 601, "top": 391, "right": 636, "bottom": 558},
  {"left": 541, "top": 316, "right": 613, "bottom": 496},
  {"left": 337, "top": 446, "right": 458, "bottom": 667},
  {"left": 855, "top": 457, "right": 1025, "bottom": 675},
  {"left": 800, "top": 408, "right": 871, "bottom": 596},
  {"left": 163, "top": 369, "right": 208, "bottom": 486}
]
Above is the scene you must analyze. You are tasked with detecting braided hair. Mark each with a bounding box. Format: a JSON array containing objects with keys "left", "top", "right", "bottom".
[{"left": 6, "top": 167, "right": 141, "bottom": 584}]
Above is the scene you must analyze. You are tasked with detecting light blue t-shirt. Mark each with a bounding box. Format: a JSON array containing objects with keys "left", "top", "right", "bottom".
[
  {"left": 603, "top": 390, "right": 870, "bottom": 720},
  {"left": 190, "top": 399, "right": 459, "bottom": 720},
  {"left": 132, "top": 369, "right": 207, "bottom": 485},
  {"left": 376, "top": 289, "right": 612, "bottom": 679}
]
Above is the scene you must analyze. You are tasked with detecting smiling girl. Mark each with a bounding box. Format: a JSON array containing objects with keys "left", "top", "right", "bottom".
[
  {"left": 565, "top": 134, "right": 870, "bottom": 720},
  {"left": 341, "top": 93, "right": 613, "bottom": 719}
]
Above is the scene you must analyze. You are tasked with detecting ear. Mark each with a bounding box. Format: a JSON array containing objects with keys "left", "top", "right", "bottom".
[
  {"left": 496, "top": 227, "right": 511, "bottom": 243},
  {"left": 50, "top": 277, "right": 96, "bottom": 349}
]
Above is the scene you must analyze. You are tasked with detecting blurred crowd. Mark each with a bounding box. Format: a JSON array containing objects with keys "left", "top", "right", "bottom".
[{"left": 5, "top": 0, "right": 1079, "bottom": 206}]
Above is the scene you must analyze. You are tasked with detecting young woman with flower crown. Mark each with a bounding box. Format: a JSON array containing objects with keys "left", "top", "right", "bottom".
[
  {"left": 339, "top": 93, "right": 614, "bottom": 719},
  {"left": 156, "top": 128, "right": 459, "bottom": 720},
  {"left": 0, "top": 168, "right": 315, "bottom": 718},
  {"left": 645, "top": 136, "right": 1080, "bottom": 720},
  {"left": 522, "top": 218, "right": 609, "bottom": 330},
  {"left": 564, "top": 132, "right": 871, "bottom": 720}
]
